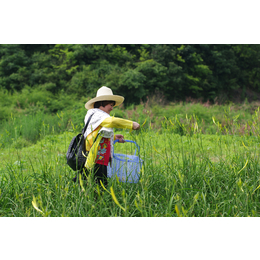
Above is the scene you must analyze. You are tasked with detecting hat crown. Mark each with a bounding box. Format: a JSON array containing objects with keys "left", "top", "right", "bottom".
[
  {"left": 96, "top": 86, "right": 113, "bottom": 97},
  {"left": 85, "top": 86, "right": 124, "bottom": 110}
]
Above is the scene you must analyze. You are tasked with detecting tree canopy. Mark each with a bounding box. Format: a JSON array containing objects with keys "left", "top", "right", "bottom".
[{"left": 1, "top": 44, "right": 260, "bottom": 119}]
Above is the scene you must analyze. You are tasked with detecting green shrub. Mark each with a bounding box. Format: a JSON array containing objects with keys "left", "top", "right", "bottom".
[
  {"left": 11, "top": 137, "right": 32, "bottom": 149},
  {"left": 111, "top": 108, "right": 126, "bottom": 119}
]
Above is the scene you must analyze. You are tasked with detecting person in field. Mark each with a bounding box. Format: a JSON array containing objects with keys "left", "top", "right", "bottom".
[{"left": 73, "top": 86, "right": 140, "bottom": 186}]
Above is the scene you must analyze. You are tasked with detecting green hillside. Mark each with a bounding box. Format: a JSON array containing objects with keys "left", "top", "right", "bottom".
[{"left": 1, "top": 44, "right": 260, "bottom": 122}]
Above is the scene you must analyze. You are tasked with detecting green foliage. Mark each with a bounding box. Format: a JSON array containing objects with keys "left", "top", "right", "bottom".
[
  {"left": 0, "top": 44, "right": 30, "bottom": 92},
  {"left": 1, "top": 109, "right": 260, "bottom": 217},
  {"left": 111, "top": 108, "right": 126, "bottom": 119},
  {"left": 0, "top": 89, "right": 14, "bottom": 120},
  {"left": 1, "top": 99, "right": 259, "bottom": 148},
  {"left": 0, "top": 44, "right": 260, "bottom": 107},
  {"left": 11, "top": 137, "right": 32, "bottom": 149},
  {"left": 0, "top": 110, "right": 71, "bottom": 148},
  {"left": 118, "top": 69, "right": 146, "bottom": 100},
  {"left": 1, "top": 44, "right": 260, "bottom": 125}
]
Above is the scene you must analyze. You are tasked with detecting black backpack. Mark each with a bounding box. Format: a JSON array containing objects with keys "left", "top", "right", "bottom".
[{"left": 66, "top": 113, "right": 94, "bottom": 171}]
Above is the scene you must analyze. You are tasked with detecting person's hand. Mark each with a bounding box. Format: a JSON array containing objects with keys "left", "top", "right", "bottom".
[
  {"left": 115, "top": 134, "right": 125, "bottom": 143},
  {"left": 132, "top": 122, "right": 140, "bottom": 130}
]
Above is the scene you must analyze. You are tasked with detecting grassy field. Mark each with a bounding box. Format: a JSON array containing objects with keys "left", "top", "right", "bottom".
[{"left": 1, "top": 102, "right": 260, "bottom": 217}]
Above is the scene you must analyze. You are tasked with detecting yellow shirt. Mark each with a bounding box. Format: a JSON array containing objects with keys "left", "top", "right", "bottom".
[
  {"left": 84, "top": 116, "right": 133, "bottom": 170},
  {"left": 85, "top": 116, "right": 133, "bottom": 151}
]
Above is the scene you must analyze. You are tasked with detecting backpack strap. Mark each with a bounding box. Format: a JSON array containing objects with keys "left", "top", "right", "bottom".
[
  {"left": 82, "top": 112, "right": 94, "bottom": 135},
  {"left": 81, "top": 113, "right": 94, "bottom": 153}
]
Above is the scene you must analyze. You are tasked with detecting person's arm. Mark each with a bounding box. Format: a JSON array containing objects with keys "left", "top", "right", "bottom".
[
  {"left": 100, "top": 117, "right": 134, "bottom": 129},
  {"left": 101, "top": 117, "right": 140, "bottom": 143}
]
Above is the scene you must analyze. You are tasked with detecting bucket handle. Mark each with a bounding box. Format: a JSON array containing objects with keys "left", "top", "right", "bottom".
[{"left": 113, "top": 139, "right": 140, "bottom": 156}]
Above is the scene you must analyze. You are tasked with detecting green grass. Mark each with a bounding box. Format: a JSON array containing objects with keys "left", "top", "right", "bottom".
[
  {"left": 1, "top": 110, "right": 260, "bottom": 216},
  {"left": 1, "top": 101, "right": 260, "bottom": 217},
  {"left": 1, "top": 99, "right": 260, "bottom": 148}
]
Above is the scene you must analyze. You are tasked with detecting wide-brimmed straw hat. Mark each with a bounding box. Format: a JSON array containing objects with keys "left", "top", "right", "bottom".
[{"left": 85, "top": 86, "right": 124, "bottom": 110}]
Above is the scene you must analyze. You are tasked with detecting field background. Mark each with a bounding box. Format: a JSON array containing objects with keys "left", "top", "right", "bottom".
[
  {"left": 1, "top": 100, "right": 260, "bottom": 217},
  {"left": 1, "top": 44, "right": 260, "bottom": 217},
  {"left": 1, "top": 5, "right": 260, "bottom": 258}
]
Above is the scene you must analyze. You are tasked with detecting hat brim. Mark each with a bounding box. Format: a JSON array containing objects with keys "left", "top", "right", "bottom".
[{"left": 85, "top": 95, "right": 124, "bottom": 110}]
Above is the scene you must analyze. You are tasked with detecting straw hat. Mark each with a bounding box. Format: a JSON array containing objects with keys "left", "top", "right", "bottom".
[{"left": 85, "top": 86, "right": 124, "bottom": 110}]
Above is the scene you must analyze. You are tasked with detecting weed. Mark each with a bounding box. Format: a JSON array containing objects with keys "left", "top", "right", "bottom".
[{"left": 1, "top": 103, "right": 260, "bottom": 216}]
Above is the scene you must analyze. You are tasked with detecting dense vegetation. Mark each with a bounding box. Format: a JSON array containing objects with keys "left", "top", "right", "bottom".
[
  {"left": 1, "top": 104, "right": 260, "bottom": 217},
  {"left": 1, "top": 97, "right": 260, "bottom": 149},
  {"left": 1, "top": 44, "right": 260, "bottom": 122},
  {"left": 1, "top": 44, "right": 260, "bottom": 217}
]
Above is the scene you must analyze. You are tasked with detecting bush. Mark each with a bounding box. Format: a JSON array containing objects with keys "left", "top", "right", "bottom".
[{"left": 11, "top": 137, "right": 32, "bottom": 149}]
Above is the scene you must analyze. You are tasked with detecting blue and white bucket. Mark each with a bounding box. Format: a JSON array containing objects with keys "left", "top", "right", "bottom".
[{"left": 107, "top": 140, "right": 143, "bottom": 183}]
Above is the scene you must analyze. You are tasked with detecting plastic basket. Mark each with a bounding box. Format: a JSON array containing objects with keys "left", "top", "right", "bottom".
[{"left": 107, "top": 140, "right": 143, "bottom": 183}]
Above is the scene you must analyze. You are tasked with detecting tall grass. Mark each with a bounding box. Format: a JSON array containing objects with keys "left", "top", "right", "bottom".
[
  {"left": 1, "top": 104, "right": 260, "bottom": 216},
  {"left": 0, "top": 110, "right": 72, "bottom": 149},
  {"left": 1, "top": 100, "right": 259, "bottom": 147}
]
